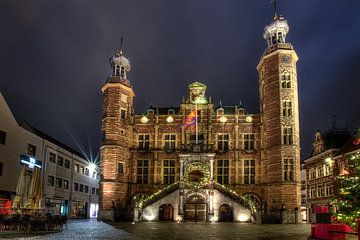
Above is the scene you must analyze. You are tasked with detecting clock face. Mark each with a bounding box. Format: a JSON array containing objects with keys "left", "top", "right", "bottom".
[{"left": 280, "top": 55, "right": 291, "bottom": 64}]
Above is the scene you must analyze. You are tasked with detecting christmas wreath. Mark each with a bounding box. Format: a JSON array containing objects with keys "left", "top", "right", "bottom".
[{"left": 183, "top": 162, "right": 210, "bottom": 189}]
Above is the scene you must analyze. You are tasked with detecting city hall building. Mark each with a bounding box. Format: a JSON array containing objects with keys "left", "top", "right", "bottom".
[{"left": 99, "top": 14, "right": 301, "bottom": 223}]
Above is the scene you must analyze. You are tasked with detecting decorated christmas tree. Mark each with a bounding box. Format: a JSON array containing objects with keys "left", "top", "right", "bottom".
[{"left": 334, "top": 130, "right": 360, "bottom": 229}]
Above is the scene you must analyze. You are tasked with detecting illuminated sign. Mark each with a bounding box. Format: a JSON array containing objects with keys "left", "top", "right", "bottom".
[{"left": 20, "top": 154, "right": 42, "bottom": 169}]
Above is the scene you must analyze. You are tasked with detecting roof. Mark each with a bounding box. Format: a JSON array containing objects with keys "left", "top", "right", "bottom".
[
  {"left": 144, "top": 106, "right": 180, "bottom": 115},
  {"left": 335, "top": 135, "right": 360, "bottom": 156},
  {"left": 20, "top": 122, "right": 87, "bottom": 160}
]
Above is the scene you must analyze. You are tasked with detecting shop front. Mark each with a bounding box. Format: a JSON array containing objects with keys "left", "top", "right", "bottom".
[
  {"left": 71, "top": 201, "right": 87, "bottom": 219},
  {"left": 46, "top": 198, "right": 68, "bottom": 216}
]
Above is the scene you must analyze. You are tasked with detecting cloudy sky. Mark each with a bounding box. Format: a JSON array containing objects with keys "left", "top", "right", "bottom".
[{"left": 0, "top": 0, "right": 359, "bottom": 160}]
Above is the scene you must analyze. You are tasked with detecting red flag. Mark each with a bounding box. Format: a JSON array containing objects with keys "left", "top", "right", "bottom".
[{"left": 183, "top": 110, "right": 197, "bottom": 128}]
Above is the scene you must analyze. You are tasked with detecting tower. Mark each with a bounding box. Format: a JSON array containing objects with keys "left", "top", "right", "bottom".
[
  {"left": 99, "top": 49, "right": 134, "bottom": 221},
  {"left": 257, "top": 15, "right": 301, "bottom": 223}
]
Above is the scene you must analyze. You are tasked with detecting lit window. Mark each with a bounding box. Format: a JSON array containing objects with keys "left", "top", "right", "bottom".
[
  {"left": 310, "top": 186, "right": 316, "bottom": 198},
  {"left": 217, "top": 160, "right": 229, "bottom": 184},
  {"left": 283, "top": 158, "right": 294, "bottom": 181},
  {"left": 164, "top": 134, "right": 176, "bottom": 152},
  {"left": 244, "top": 160, "right": 255, "bottom": 185},
  {"left": 74, "top": 164, "right": 79, "bottom": 173},
  {"left": 316, "top": 166, "right": 324, "bottom": 178},
  {"left": 244, "top": 134, "right": 255, "bottom": 151},
  {"left": 217, "top": 134, "right": 229, "bottom": 151},
  {"left": 282, "top": 126, "right": 293, "bottom": 145},
  {"left": 138, "top": 134, "right": 150, "bottom": 151},
  {"left": 324, "top": 164, "right": 331, "bottom": 176},
  {"left": 80, "top": 166, "right": 84, "bottom": 175},
  {"left": 317, "top": 184, "right": 324, "bottom": 197},
  {"left": 137, "top": 160, "right": 149, "bottom": 184},
  {"left": 163, "top": 160, "right": 175, "bottom": 184},
  {"left": 282, "top": 99, "right": 292, "bottom": 117}
]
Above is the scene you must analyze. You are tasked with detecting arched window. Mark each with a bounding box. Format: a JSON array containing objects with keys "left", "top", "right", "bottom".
[
  {"left": 282, "top": 125, "right": 293, "bottom": 145},
  {"left": 280, "top": 70, "right": 291, "bottom": 88},
  {"left": 282, "top": 99, "right": 292, "bottom": 117}
]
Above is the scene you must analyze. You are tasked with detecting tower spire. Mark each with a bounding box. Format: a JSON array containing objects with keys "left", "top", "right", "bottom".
[
  {"left": 120, "top": 35, "right": 124, "bottom": 54},
  {"left": 271, "top": 0, "right": 278, "bottom": 20}
]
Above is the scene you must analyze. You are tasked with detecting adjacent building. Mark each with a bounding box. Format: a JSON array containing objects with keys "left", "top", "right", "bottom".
[
  {"left": 304, "top": 127, "right": 352, "bottom": 223},
  {"left": 100, "top": 14, "right": 302, "bottom": 223},
  {"left": 0, "top": 92, "right": 99, "bottom": 218}
]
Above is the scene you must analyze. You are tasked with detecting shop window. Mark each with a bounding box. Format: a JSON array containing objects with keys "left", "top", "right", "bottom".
[
  {"left": 244, "top": 160, "right": 255, "bottom": 185},
  {"left": 63, "top": 180, "right": 69, "bottom": 189},
  {"left": 49, "top": 153, "right": 56, "bottom": 163},
  {"left": 217, "top": 134, "right": 229, "bottom": 151},
  {"left": 0, "top": 130, "right": 6, "bottom": 145},
  {"left": 163, "top": 160, "right": 175, "bottom": 184},
  {"left": 64, "top": 159, "right": 70, "bottom": 169},
  {"left": 74, "top": 183, "right": 79, "bottom": 191},
  {"left": 57, "top": 156, "right": 63, "bottom": 166},
  {"left": 164, "top": 134, "right": 176, "bottom": 151},
  {"left": 244, "top": 134, "right": 255, "bottom": 151},
  {"left": 56, "top": 178, "right": 62, "bottom": 188},
  {"left": 27, "top": 144, "right": 36, "bottom": 157},
  {"left": 48, "top": 175, "right": 54, "bottom": 186},
  {"left": 217, "top": 160, "right": 229, "bottom": 184},
  {"left": 137, "top": 160, "right": 149, "bottom": 184}
]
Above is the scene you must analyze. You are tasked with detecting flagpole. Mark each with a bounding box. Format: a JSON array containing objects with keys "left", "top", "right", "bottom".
[{"left": 195, "top": 103, "right": 198, "bottom": 144}]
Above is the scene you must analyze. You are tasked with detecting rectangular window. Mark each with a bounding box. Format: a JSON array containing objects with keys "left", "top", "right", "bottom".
[
  {"left": 244, "top": 160, "right": 255, "bottom": 185},
  {"left": 283, "top": 158, "right": 294, "bottom": 181},
  {"left": 217, "top": 160, "right": 229, "bottom": 184},
  {"left": 55, "top": 178, "right": 62, "bottom": 188},
  {"left": 74, "top": 183, "right": 79, "bottom": 191},
  {"left": 85, "top": 168, "right": 89, "bottom": 176},
  {"left": 49, "top": 153, "right": 56, "bottom": 163},
  {"left": 118, "top": 162, "right": 124, "bottom": 175},
  {"left": 0, "top": 130, "right": 6, "bottom": 145},
  {"left": 80, "top": 166, "right": 84, "bottom": 175},
  {"left": 163, "top": 160, "right": 175, "bottom": 184},
  {"left": 317, "top": 166, "right": 324, "bottom": 178},
  {"left": 27, "top": 144, "right": 36, "bottom": 157},
  {"left": 164, "top": 134, "right": 176, "bottom": 152},
  {"left": 244, "top": 134, "right": 255, "bottom": 151},
  {"left": 96, "top": 188, "right": 99, "bottom": 195},
  {"left": 48, "top": 175, "right": 54, "bottom": 186},
  {"left": 282, "top": 100, "right": 292, "bottom": 117},
  {"left": 217, "top": 134, "right": 229, "bottom": 151},
  {"left": 84, "top": 185, "right": 89, "bottom": 193},
  {"left": 79, "top": 184, "right": 84, "bottom": 192},
  {"left": 310, "top": 186, "right": 316, "bottom": 198},
  {"left": 120, "top": 109, "right": 126, "bottom": 119},
  {"left": 190, "top": 134, "right": 204, "bottom": 144},
  {"left": 92, "top": 187, "right": 96, "bottom": 195},
  {"left": 57, "top": 156, "right": 63, "bottom": 166},
  {"left": 74, "top": 164, "right": 79, "bottom": 172},
  {"left": 282, "top": 126, "right": 293, "bottom": 145},
  {"left": 64, "top": 159, "right": 70, "bottom": 169},
  {"left": 281, "top": 72, "right": 291, "bottom": 88},
  {"left": 325, "top": 184, "right": 333, "bottom": 196},
  {"left": 63, "top": 179, "right": 69, "bottom": 189},
  {"left": 138, "top": 134, "right": 150, "bottom": 151},
  {"left": 137, "top": 160, "right": 149, "bottom": 184},
  {"left": 317, "top": 184, "right": 324, "bottom": 197},
  {"left": 324, "top": 164, "right": 331, "bottom": 176}
]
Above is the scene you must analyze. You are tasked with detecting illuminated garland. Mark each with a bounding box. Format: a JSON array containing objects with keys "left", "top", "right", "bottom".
[{"left": 183, "top": 162, "right": 210, "bottom": 189}]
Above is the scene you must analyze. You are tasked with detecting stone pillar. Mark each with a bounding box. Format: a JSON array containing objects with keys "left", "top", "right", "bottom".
[
  {"left": 179, "top": 190, "right": 184, "bottom": 215},
  {"left": 210, "top": 158, "right": 214, "bottom": 180},
  {"left": 180, "top": 159, "right": 184, "bottom": 180}
]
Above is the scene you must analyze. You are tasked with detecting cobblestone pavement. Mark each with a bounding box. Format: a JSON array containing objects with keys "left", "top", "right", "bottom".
[{"left": 0, "top": 220, "right": 311, "bottom": 240}]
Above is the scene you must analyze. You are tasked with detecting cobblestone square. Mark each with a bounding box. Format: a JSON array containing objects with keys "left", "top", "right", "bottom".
[{"left": 0, "top": 220, "right": 311, "bottom": 240}]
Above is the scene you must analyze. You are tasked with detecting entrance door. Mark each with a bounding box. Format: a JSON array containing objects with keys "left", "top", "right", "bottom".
[
  {"left": 159, "top": 204, "right": 173, "bottom": 221},
  {"left": 219, "top": 204, "right": 233, "bottom": 222},
  {"left": 184, "top": 194, "right": 207, "bottom": 222}
]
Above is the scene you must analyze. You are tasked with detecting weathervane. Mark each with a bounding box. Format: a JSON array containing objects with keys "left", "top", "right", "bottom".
[
  {"left": 271, "top": 0, "right": 278, "bottom": 20},
  {"left": 120, "top": 34, "right": 124, "bottom": 54}
]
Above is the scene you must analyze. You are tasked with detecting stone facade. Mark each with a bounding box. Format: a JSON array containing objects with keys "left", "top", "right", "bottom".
[{"left": 100, "top": 16, "right": 301, "bottom": 223}]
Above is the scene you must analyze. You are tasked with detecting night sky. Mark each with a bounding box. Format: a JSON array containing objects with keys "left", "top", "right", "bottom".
[{"left": 0, "top": 1, "right": 359, "bottom": 160}]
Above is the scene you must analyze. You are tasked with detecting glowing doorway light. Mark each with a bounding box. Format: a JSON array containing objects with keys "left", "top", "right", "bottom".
[
  {"left": 142, "top": 208, "right": 156, "bottom": 221},
  {"left": 237, "top": 213, "right": 250, "bottom": 222}
]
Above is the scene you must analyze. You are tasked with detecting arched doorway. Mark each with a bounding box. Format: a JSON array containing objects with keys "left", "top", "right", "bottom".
[
  {"left": 184, "top": 194, "right": 207, "bottom": 222},
  {"left": 159, "top": 204, "right": 173, "bottom": 221},
  {"left": 219, "top": 204, "right": 233, "bottom": 222}
]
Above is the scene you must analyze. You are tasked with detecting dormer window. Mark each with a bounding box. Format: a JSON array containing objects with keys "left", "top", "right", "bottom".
[
  {"left": 147, "top": 109, "right": 155, "bottom": 115},
  {"left": 168, "top": 109, "right": 175, "bottom": 115},
  {"left": 217, "top": 108, "right": 224, "bottom": 117}
]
